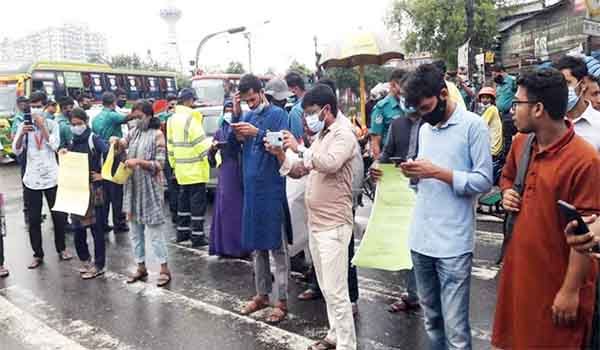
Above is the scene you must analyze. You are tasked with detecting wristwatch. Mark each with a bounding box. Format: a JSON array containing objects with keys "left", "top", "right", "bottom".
[{"left": 298, "top": 145, "right": 306, "bottom": 159}]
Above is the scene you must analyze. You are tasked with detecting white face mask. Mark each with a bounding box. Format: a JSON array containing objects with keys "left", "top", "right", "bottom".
[
  {"left": 70, "top": 125, "right": 87, "bottom": 136},
  {"left": 31, "top": 107, "right": 43, "bottom": 116},
  {"left": 222, "top": 112, "right": 232, "bottom": 124},
  {"left": 305, "top": 107, "right": 325, "bottom": 134}
]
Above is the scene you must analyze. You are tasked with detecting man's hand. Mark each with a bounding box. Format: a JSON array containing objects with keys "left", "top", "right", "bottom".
[
  {"left": 369, "top": 164, "right": 383, "bottom": 183},
  {"left": 91, "top": 171, "right": 103, "bottom": 182},
  {"left": 124, "top": 159, "right": 139, "bottom": 169},
  {"left": 565, "top": 215, "right": 600, "bottom": 257},
  {"left": 58, "top": 149, "right": 68, "bottom": 156},
  {"left": 399, "top": 159, "right": 439, "bottom": 179},
  {"left": 264, "top": 137, "right": 285, "bottom": 162},
  {"left": 502, "top": 189, "right": 521, "bottom": 213},
  {"left": 231, "top": 122, "right": 258, "bottom": 138},
  {"left": 282, "top": 131, "right": 299, "bottom": 153},
  {"left": 552, "top": 288, "right": 580, "bottom": 327},
  {"left": 233, "top": 92, "right": 242, "bottom": 117},
  {"left": 21, "top": 124, "right": 35, "bottom": 133},
  {"left": 34, "top": 115, "right": 45, "bottom": 129}
]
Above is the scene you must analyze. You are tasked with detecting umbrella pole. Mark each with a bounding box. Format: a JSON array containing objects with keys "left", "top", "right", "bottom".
[{"left": 359, "top": 65, "right": 367, "bottom": 128}]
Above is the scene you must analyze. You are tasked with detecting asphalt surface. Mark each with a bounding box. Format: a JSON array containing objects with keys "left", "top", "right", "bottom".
[{"left": 0, "top": 162, "right": 502, "bottom": 350}]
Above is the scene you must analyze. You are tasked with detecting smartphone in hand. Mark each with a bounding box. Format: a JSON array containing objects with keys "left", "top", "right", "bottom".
[{"left": 558, "top": 200, "right": 590, "bottom": 235}]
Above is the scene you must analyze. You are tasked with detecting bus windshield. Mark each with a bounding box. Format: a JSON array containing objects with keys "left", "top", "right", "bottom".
[
  {"left": 192, "top": 79, "right": 229, "bottom": 106},
  {"left": 0, "top": 85, "right": 16, "bottom": 116}
]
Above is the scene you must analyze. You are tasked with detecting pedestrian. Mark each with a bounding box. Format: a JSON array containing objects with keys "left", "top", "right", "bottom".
[
  {"left": 115, "top": 100, "right": 172, "bottom": 287},
  {"left": 476, "top": 87, "right": 504, "bottom": 184},
  {"left": 92, "top": 92, "right": 134, "bottom": 234},
  {"left": 12, "top": 91, "right": 73, "bottom": 269},
  {"left": 207, "top": 100, "right": 249, "bottom": 259},
  {"left": 370, "top": 69, "right": 407, "bottom": 160},
  {"left": 557, "top": 55, "right": 600, "bottom": 151},
  {"left": 62, "top": 108, "right": 108, "bottom": 280},
  {"left": 158, "top": 93, "right": 177, "bottom": 124},
  {"left": 158, "top": 93, "right": 178, "bottom": 224},
  {"left": 230, "top": 74, "right": 292, "bottom": 324},
  {"left": 267, "top": 83, "right": 358, "bottom": 350},
  {"left": 10, "top": 96, "right": 30, "bottom": 224},
  {"left": 285, "top": 71, "right": 307, "bottom": 139},
  {"left": 265, "top": 77, "right": 293, "bottom": 110},
  {"left": 56, "top": 96, "right": 74, "bottom": 150},
  {"left": 166, "top": 88, "right": 211, "bottom": 247},
  {"left": 45, "top": 99, "right": 57, "bottom": 119},
  {"left": 433, "top": 60, "right": 467, "bottom": 109},
  {"left": 492, "top": 67, "right": 600, "bottom": 349},
  {"left": 491, "top": 63, "right": 517, "bottom": 158},
  {"left": 371, "top": 93, "right": 424, "bottom": 314},
  {"left": 456, "top": 67, "right": 476, "bottom": 110},
  {"left": 78, "top": 93, "right": 93, "bottom": 111},
  {"left": 401, "top": 64, "right": 493, "bottom": 350},
  {"left": 584, "top": 75, "right": 600, "bottom": 112}
]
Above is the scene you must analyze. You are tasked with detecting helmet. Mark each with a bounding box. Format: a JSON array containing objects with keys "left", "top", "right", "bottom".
[{"left": 478, "top": 87, "right": 496, "bottom": 99}]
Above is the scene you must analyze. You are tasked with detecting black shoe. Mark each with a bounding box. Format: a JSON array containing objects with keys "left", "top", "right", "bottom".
[
  {"left": 113, "top": 225, "right": 129, "bottom": 233},
  {"left": 191, "top": 235, "right": 209, "bottom": 248},
  {"left": 103, "top": 225, "right": 114, "bottom": 233},
  {"left": 173, "top": 233, "right": 190, "bottom": 243}
]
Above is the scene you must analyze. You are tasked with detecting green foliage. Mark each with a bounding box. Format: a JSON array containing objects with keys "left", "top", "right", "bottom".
[
  {"left": 224, "top": 61, "right": 246, "bottom": 74},
  {"left": 324, "top": 65, "right": 393, "bottom": 94},
  {"left": 88, "top": 53, "right": 174, "bottom": 72},
  {"left": 288, "top": 60, "right": 313, "bottom": 76},
  {"left": 388, "top": 0, "right": 498, "bottom": 69},
  {"left": 176, "top": 74, "right": 191, "bottom": 89}
]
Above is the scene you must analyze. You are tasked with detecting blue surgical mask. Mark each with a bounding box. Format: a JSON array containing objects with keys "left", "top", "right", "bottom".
[
  {"left": 252, "top": 103, "right": 266, "bottom": 115},
  {"left": 567, "top": 82, "right": 582, "bottom": 112},
  {"left": 305, "top": 108, "right": 325, "bottom": 134},
  {"left": 399, "top": 96, "right": 416, "bottom": 114}
]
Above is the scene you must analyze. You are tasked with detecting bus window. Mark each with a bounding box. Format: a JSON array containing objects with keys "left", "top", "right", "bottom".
[
  {"left": 166, "top": 78, "right": 176, "bottom": 93},
  {"left": 127, "top": 75, "right": 140, "bottom": 100},
  {"left": 106, "top": 74, "right": 119, "bottom": 92},
  {"left": 146, "top": 77, "right": 159, "bottom": 99},
  {"left": 42, "top": 81, "right": 55, "bottom": 99},
  {"left": 88, "top": 73, "right": 104, "bottom": 100}
]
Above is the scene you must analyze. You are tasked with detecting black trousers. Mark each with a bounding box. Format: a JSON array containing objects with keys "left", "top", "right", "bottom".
[
  {"left": 101, "top": 181, "right": 126, "bottom": 228},
  {"left": 177, "top": 183, "right": 207, "bottom": 238},
  {"left": 0, "top": 233, "right": 4, "bottom": 266},
  {"left": 501, "top": 111, "right": 517, "bottom": 160},
  {"left": 73, "top": 206, "right": 106, "bottom": 270},
  {"left": 164, "top": 161, "right": 179, "bottom": 220},
  {"left": 24, "top": 186, "right": 67, "bottom": 258}
]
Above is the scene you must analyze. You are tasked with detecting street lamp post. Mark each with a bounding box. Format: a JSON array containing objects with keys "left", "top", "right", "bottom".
[
  {"left": 244, "top": 32, "right": 252, "bottom": 73},
  {"left": 194, "top": 26, "right": 246, "bottom": 71}
]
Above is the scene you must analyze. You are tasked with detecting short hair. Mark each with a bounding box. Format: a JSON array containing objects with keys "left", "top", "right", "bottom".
[
  {"left": 134, "top": 100, "right": 154, "bottom": 117},
  {"left": 81, "top": 93, "right": 93, "bottom": 100},
  {"left": 390, "top": 69, "right": 408, "bottom": 83},
  {"left": 433, "top": 60, "right": 447, "bottom": 74},
  {"left": 166, "top": 93, "right": 177, "bottom": 102},
  {"left": 102, "top": 92, "right": 116, "bottom": 106},
  {"left": 238, "top": 74, "right": 263, "bottom": 94},
  {"left": 317, "top": 78, "right": 336, "bottom": 93},
  {"left": 556, "top": 55, "right": 588, "bottom": 81},
  {"left": 588, "top": 75, "right": 600, "bottom": 85},
  {"left": 59, "top": 96, "right": 74, "bottom": 108},
  {"left": 402, "top": 64, "right": 446, "bottom": 108},
  {"left": 302, "top": 84, "right": 338, "bottom": 116},
  {"left": 285, "top": 71, "right": 305, "bottom": 90},
  {"left": 516, "top": 67, "right": 568, "bottom": 121},
  {"left": 70, "top": 107, "right": 89, "bottom": 123},
  {"left": 115, "top": 88, "right": 127, "bottom": 97},
  {"left": 491, "top": 63, "right": 505, "bottom": 73},
  {"left": 29, "top": 91, "right": 47, "bottom": 105}
]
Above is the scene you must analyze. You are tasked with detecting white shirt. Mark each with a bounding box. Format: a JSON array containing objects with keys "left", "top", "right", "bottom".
[
  {"left": 573, "top": 101, "right": 600, "bottom": 152},
  {"left": 12, "top": 119, "right": 60, "bottom": 190}
]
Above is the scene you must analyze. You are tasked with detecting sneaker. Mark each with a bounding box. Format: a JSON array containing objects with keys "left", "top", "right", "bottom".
[
  {"left": 79, "top": 260, "right": 93, "bottom": 273},
  {"left": 191, "top": 235, "right": 209, "bottom": 248}
]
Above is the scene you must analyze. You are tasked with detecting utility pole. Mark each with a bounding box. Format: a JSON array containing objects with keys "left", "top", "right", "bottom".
[
  {"left": 464, "top": 0, "right": 475, "bottom": 79},
  {"left": 314, "top": 35, "right": 323, "bottom": 79},
  {"left": 244, "top": 32, "right": 252, "bottom": 73}
]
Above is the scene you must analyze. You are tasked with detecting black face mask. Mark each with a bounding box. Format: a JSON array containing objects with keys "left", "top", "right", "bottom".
[
  {"left": 422, "top": 97, "right": 447, "bottom": 126},
  {"left": 116, "top": 100, "right": 127, "bottom": 108},
  {"left": 63, "top": 110, "right": 72, "bottom": 119},
  {"left": 82, "top": 104, "right": 91, "bottom": 111},
  {"left": 494, "top": 75, "right": 504, "bottom": 85}
]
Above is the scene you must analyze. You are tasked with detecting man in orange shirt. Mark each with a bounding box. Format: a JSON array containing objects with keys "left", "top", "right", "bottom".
[{"left": 492, "top": 68, "right": 600, "bottom": 349}]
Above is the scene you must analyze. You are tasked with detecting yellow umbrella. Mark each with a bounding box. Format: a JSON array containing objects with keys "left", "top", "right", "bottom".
[{"left": 321, "top": 31, "right": 404, "bottom": 126}]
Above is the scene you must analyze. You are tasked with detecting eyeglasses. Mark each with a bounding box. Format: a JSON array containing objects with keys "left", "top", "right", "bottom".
[{"left": 511, "top": 100, "right": 539, "bottom": 110}]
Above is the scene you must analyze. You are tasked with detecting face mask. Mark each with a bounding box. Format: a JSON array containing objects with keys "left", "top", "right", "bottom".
[
  {"left": 70, "top": 125, "right": 87, "bottom": 136},
  {"left": 64, "top": 110, "right": 72, "bottom": 119},
  {"left": 399, "top": 96, "right": 417, "bottom": 114},
  {"left": 82, "top": 104, "right": 91, "bottom": 111},
  {"left": 567, "top": 81, "right": 582, "bottom": 112},
  {"left": 252, "top": 102, "right": 266, "bottom": 115},
  {"left": 305, "top": 108, "right": 325, "bottom": 134},
  {"left": 31, "top": 107, "right": 43, "bottom": 116},
  {"left": 422, "top": 97, "right": 447, "bottom": 126},
  {"left": 116, "top": 100, "right": 127, "bottom": 108},
  {"left": 222, "top": 112, "right": 232, "bottom": 124},
  {"left": 480, "top": 102, "right": 491, "bottom": 108},
  {"left": 494, "top": 75, "right": 504, "bottom": 85}
]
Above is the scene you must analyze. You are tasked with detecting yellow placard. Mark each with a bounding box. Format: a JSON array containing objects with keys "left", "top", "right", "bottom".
[
  {"left": 53, "top": 152, "right": 90, "bottom": 216},
  {"left": 102, "top": 144, "right": 132, "bottom": 185}
]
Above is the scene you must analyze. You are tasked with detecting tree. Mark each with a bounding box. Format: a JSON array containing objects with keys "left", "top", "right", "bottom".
[
  {"left": 88, "top": 53, "right": 173, "bottom": 72},
  {"left": 224, "top": 61, "right": 245, "bottom": 74},
  {"left": 288, "top": 60, "right": 313, "bottom": 76},
  {"left": 324, "top": 65, "right": 393, "bottom": 94},
  {"left": 387, "top": 0, "right": 498, "bottom": 69}
]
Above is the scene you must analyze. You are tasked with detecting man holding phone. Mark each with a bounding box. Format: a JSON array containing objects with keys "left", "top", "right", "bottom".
[
  {"left": 492, "top": 68, "right": 600, "bottom": 349},
  {"left": 228, "top": 74, "right": 292, "bottom": 324}
]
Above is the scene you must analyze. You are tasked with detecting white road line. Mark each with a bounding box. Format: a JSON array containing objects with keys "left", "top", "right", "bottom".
[
  {"left": 1, "top": 285, "right": 138, "bottom": 350},
  {"left": 0, "top": 292, "right": 89, "bottom": 350}
]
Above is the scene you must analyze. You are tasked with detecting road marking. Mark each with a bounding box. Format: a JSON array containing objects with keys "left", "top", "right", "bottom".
[
  {"left": 0, "top": 290, "right": 89, "bottom": 350},
  {"left": 0, "top": 285, "right": 138, "bottom": 350}
]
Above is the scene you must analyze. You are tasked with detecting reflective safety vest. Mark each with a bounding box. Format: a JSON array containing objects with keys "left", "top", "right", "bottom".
[{"left": 166, "top": 105, "right": 211, "bottom": 185}]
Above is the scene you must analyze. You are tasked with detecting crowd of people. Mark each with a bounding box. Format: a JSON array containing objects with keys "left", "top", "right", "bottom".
[{"left": 1, "top": 53, "right": 600, "bottom": 350}]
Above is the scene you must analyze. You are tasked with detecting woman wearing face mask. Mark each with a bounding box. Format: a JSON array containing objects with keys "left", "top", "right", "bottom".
[
  {"left": 62, "top": 108, "right": 109, "bottom": 279},
  {"left": 477, "top": 87, "right": 503, "bottom": 185},
  {"left": 113, "top": 100, "right": 172, "bottom": 287},
  {"left": 207, "top": 100, "right": 250, "bottom": 259}
]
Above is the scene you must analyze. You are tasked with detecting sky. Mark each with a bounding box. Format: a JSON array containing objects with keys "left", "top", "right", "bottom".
[{"left": 1, "top": 0, "right": 393, "bottom": 74}]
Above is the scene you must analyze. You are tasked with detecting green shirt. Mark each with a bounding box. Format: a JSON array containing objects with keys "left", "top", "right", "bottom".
[
  {"left": 92, "top": 107, "right": 127, "bottom": 141},
  {"left": 158, "top": 111, "right": 173, "bottom": 123},
  {"left": 55, "top": 114, "right": 72, "bottom": 149},
  {"left": 10, "top": 112, "right": 24, "bottom": 136},
  {"left": 370, "top": 95, "right": 404, "bottom": 146},
  {"left": 496, "top": 75, "right": 517, "bottom": 114}
]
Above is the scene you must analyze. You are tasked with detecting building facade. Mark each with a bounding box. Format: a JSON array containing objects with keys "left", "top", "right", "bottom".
[{"left": 0, "top": 23, "right": 107, "bottom": 63}]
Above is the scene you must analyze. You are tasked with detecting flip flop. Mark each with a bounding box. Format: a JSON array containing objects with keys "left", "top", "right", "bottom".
[
  {"left": 240, "top": 297, "right": 269, "bottom": 316},
  {"left": 28, "top": 258, "right": 43, "bottom": 270},
  {"left": 157, "top": 272, "right": 171, "bottom": 287},
  {"left": 0, "top": 267, "right": 9, "bottom": 278},
  {"left": 126, "top": 270, "right": 148, "bottom": 284},
  {"left": 265, "top": 302, "right": 287, "bottom": 324},
  {"left": 307, "top": 339, "right": 337, "bottom": 350}
]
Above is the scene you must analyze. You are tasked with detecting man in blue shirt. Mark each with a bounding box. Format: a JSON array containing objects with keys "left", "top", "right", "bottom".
[
  {"left": 229, "top": 74, "right": 291, "bottom": 324},
  {"left": 492, "top": 63, "right": 517, "bottom": 158},
  {"left": 401, "top": 64, "right": 493, "bottom": 350},
  {"left": 285, "top": 71, "right": 306, "bottom": 139}
]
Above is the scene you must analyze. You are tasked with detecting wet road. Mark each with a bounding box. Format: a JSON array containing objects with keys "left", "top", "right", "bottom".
[{"left": 0, "top": 163, "right": 502, "bottom": 350}]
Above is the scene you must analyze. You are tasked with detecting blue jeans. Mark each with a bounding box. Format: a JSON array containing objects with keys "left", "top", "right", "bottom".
[
  {"left": 411, "top": 251, "right": 473, "bottom": 350},
  {"left": 130, "top": 222, "right": 169, "bottom": 265}
]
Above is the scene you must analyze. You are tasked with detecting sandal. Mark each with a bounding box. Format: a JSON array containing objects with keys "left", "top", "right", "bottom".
[
  {"left": 298, "top": 288, "right": 323, "bottom": 301},
  {"left": 387, "top": 293, "right": 420, "bottom": 313},
  {"left": 307, "top": 338, "right": 337, "bottom": 350},
  {"left": 126, "top": 269, "right": 148, "bottom": 284},
  {"left": 265, "top": 302, "right": 287, "bottom": 324},
  {"left": 79, "top": 260, "right": 93, "bottom": 274},
  {"left": 0, "top": 266, "right": 9, "bottom": 278},
  {"left": 28, "top": 258, "right": 43, "bottom": 270},
  {"left": 59, "top": 250, "right": 73, "bottom": 261},
  {"left": 82, "top": 267, "right": 105, "bottom": 280},
  {"left": 157, "top": 272, "right": 172, "bottom": 287},
  {"left": 240, "top": 296, "right": 269, "bottom": 316}
]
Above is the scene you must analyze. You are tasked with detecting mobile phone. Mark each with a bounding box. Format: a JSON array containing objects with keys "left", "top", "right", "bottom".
[
  {"left": 23, "top": 106, "right": 32, "bottom": 126},
  {"left": 389, "top": 157, "right": 407, "bottom": 164},
  {"left": 266, "top": 131, "right": 283, "bottom": 148},
  {"left": 557, "top": 200, "right": 590, "bottom": 235}
]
